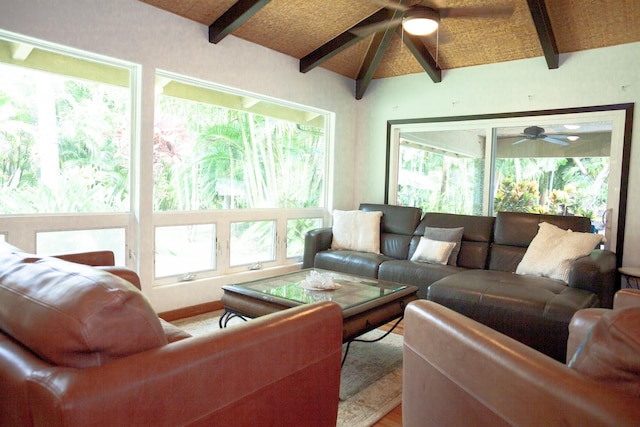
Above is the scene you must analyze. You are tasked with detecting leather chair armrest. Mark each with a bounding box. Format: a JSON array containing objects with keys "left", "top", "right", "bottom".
[
  {"left": 403, "top": 300, "right": 640, "bottom": 427},
  {"left": 26, "top": 302, "right": 343, "bottom": 427},
  {"left": 53, "top": 250, "right": 116, "bottom": 266},
  {"left": 566, "top": 308, "right": 608, "bottom": 364},
  {"left": 614, "top": 288, "right": 640, "bottom": 310},
  {"left": 96, "top": 266, "right": 142, "bottom": 290},
  {"left": 302, "top": 227, "right": 333, "bottom": 269},
  {"left": 567, "top": 249, "right": 617, "bottom": 308}
]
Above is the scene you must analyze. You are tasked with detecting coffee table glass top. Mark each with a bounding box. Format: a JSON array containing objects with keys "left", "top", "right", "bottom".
[{"left": 224, "top": 268, "right": 412, "bottom": 310}]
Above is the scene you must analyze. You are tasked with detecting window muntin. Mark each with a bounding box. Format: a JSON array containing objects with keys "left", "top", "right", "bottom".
[
  {"left": 153, "top": 75, "right": 326, "bottom": 212},
  {"left": 0, "top": 38, "right": 132, "bottom": 214}
]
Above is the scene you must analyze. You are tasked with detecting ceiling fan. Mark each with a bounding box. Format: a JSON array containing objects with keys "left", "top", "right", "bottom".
[
  {"left": 353, "top": 0, "right": 515, "bottom": 39},
  {"left": 513, "top": 126, "right": 571, "bottom": 146}
]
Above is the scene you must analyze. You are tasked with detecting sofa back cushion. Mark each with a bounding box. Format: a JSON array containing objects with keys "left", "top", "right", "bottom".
[
  {"left": 0, "top": 249, "right": 166, "bottom": 368},
  {"left": 490, "top": 211, "right": 593, "bottom": 272},
  {"left": 360, "top": 203, "right": 422, "bottom": 259},
  {"left": 413, "top": 213, "right": 495, "bottom": 269}
]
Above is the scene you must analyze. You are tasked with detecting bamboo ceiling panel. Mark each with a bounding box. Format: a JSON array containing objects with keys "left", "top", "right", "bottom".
[{"left": 139, "top": 0, "right": 640, "bottom": 80}]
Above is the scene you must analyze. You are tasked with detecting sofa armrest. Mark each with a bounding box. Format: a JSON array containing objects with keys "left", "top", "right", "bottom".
[
  {"left": 567, "top": 249, "right": 617, "bottom": 308},
  {"left": 302, "top": 227, "right": 333, "bottom": 269},
  {"left": 27, "top": 301, "right": 343, "bottom": 427},
  {"left": 403, "top": 300, "right": 640, "bottom": 427},
  {"left": 52, "top": 250, "right": 116, "bottom": 266},
  {"left": 566, "top": 307, "right": 609, "bottom": 364},
  {"left": 614, "top": 288, "right": 640, "bottom": 309}
]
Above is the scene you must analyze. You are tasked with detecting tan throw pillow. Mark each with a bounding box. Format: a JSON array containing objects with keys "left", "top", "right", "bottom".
[
  {"left": 569, "top": 307, "right": 640, "bottom": 397},
  {"left": 331, "top": 210, "right": 382, "bottom": 254},
  {"left": 410, "top": 237, "right": 456, "bottom": 265},
  {"left": 423, "top": 226, "right": 464, "bottom": 266},
  {"left": 515, "top": 222, "right": 603, "bottom": 283}
]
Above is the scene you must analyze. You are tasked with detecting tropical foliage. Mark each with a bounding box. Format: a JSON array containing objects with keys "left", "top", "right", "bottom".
[
  {"left": 0, "top": 64, "right": 130, "bottom": 214},
  {"left": 153, "top": 94, "right": 325, "bottom": 212},
  {"left": 397, "top": 142, "right": 609, "bottom": 229}
]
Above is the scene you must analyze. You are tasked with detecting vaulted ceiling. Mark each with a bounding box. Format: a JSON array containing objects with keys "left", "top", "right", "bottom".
[{"left": 139, "top": 0, "right": 640, "bottom": 99}]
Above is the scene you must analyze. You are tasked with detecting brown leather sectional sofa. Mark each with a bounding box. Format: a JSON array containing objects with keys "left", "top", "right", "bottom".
[
  {"left": 0, "top": 243, "right": 343, "bottom": 426},
  {"left": 303, "top": 203, "right": 617, "bottom": 361}
]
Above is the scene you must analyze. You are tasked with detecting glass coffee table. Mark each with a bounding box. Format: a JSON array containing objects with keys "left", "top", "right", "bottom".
[{"left": 220, "top": 268, "right": 418, "bottom": 347}]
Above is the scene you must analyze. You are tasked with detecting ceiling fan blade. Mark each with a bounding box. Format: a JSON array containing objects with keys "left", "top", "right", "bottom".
[
  {"left": 363, "top": 0, "right": 411, "bottom": 12},
  {"left": 349, "top": 17, "right": 403, "bottom": 37},
  {"left": 543, "top": 136, "right": 570, "bottom": 146},
  {"left": 512, "top": 138, "right": 530, "bottom": 145},
  {"left": 439, "top": 5, "right": 514, "bottom": 19}
]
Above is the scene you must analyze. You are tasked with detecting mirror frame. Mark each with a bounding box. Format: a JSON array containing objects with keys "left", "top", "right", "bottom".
[{"left": 385, "top": 103, "right": 634, "bottom": 268}]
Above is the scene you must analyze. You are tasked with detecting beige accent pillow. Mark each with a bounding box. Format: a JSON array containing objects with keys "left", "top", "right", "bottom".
[
  {"left": 331, "top": 210, "right": 382, "bottom": 254},
  {"left": 411, "top": 237, "right": 456, "bottom": 265},
  {"left": 569, "top": 307, "right": 640, "bottom": 397},
  {"left": 516, "top": 222, "right": 604, "bottom": 283}
]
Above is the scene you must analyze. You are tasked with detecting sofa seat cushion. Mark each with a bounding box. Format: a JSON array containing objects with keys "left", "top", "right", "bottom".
[
  {"left": 378, "top": 260, "right": 464, "bottom": 299},
  {"left": 0, "top": 251, "right": 166, "bottom": 368},
  {"left": 427, "top": 270, "right": 599, "bottom": 361},
  {"left": 314, "top": 250, "right": 394, "bottom": 279}
]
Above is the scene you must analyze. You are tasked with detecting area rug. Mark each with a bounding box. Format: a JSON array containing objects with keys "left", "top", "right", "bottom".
[{"left": 172, "top": 312, "right": 403, "bottom": 427}]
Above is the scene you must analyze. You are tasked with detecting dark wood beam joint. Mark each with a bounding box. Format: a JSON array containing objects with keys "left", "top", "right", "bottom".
[
  {"left": 300, "top": 9, "right": 390, "bottom": 74},
  {"left": 526, "top": 0, "right": 559, "bottom": 69},
  {"left": 398, "top": 28, "right": 441, "bottom": 83},
  {"left": 209, "top": 0, "right": 271, "bottom": 44}
]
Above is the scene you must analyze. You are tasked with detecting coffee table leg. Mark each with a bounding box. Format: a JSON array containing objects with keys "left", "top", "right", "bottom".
[
  {"left": 218, "top": 310, "right": 249, "bottom": 328},
  {"left": 341, "top": 316, "right": 404, "bottom": 367}
]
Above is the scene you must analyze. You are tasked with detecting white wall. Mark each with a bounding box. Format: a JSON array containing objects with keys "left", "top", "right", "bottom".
[
  {"left": 0, "top": 0, "right": 359, "bottom": 311},
  {"left": 356, "top": 43, "right": 640, "bottom": 268}
]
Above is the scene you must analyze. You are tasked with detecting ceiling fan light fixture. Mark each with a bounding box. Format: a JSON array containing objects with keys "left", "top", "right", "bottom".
[{"left": 402, "top": 7, "right": 440, "bottom": 36}]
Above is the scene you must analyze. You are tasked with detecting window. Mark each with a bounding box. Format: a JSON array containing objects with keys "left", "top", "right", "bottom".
[
  {"left": 153, "top": 74, "right": 325, "bottom": 211},
  {"left": 0, "top": 38, "right": 132, "bottom": 214},
  {"left": 152, "top": 71, "right": 329, "bottom": 281}
]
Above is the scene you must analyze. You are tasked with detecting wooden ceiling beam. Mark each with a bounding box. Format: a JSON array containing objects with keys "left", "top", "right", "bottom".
[
  {"left": 209, "top": 0, "right": 271, "bottom": 44},
  {"left": 300, "top": 9, "right": 390, "bottom": 74},
  {"left": 526, "top": 0, "right": 559, "bottom": 69},
  {"left": 355, "top": 7, "right": 406, "bottom": 100},
  {"left": 398, "top": 28, "right": 442, "bottom": 83}
]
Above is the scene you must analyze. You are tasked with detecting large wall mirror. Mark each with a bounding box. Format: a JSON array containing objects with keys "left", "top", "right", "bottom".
[{"left": 385, "top": 104, "right": 633, "bottom": 263}]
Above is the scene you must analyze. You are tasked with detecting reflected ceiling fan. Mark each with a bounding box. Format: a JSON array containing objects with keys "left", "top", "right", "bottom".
[
  {"left": 513, "top": 126, "right": 571, "bottom": 146},
  {"left": 353, "top": 0, "right": 515, "bottom": 40}
]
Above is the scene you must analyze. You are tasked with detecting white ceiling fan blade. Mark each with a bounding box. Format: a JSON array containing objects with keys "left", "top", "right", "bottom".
[
  {"left": 364, "top": 0, "right": 411, "bottom": 12},
  {"left": 544, "top": 136, "right": 570, "bottom": 146},
  {"left": 512, "top": 138, "right": 530, "bottom": 145},
  {"left": 349, "top": 17, "right": 403, "bottom": 37}
]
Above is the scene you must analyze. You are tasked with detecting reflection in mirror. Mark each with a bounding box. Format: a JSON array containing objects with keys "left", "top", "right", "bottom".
[
  {"left": 398, "top": 128, "right": 486, "bottom": 215},
  {"left": 494, "top": 121, "right": 612, "bottom": 235},
  {"left": 386, "top": 104, "right": 633, "bottom": 261}
]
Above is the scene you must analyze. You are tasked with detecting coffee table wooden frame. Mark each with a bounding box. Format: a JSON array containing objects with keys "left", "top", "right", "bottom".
[{"left": 220, "top": 268, "right": 418, "bottom": 343}]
